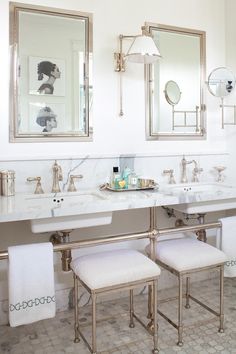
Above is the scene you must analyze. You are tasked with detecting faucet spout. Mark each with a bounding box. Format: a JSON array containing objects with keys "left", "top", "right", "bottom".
[
  {"left": 52, "top": 160, "right": 63, "bottom": 193},
  {"left": 180, "top": 156, "right": 194, "bottom": 183}
]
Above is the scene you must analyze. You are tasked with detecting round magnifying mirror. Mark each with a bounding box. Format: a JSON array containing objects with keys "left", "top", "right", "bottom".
[
  {"left": 207, "top": 67, "right": 236, "bottom": 97},
  {"left": 164, "top": 80, "right": 181, "bottom": 106}
]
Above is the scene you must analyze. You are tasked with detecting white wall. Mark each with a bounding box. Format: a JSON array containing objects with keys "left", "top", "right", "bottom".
[
  {"left": 224, "top": 0, "right": 236, "bottom": 184},
  {"left": 0, "top": 0, "right": 232, "bottom": 325},
  {"left": 0, "top": 0, "right": 227, "bottom": 159}
]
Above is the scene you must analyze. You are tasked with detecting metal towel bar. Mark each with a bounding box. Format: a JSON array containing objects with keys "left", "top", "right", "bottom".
[{"left": 0, "top": 221, "right": 222, "bottom": 261}]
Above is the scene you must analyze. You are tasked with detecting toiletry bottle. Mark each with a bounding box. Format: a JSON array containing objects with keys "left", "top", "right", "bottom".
[
  {"left": 122, "top": 166, "right": 131, "bottom": 189},
  {"left": 111, "top": 167, "right": 121, "bottom": 189},
  {"left": 129, "top": 171, "right": 138, "bottom": 188}
]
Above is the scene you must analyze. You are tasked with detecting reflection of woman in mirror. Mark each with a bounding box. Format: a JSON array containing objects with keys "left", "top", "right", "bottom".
[
  {"left": 36, "top": 106, "right": 57, "bottom": 133},
  {"left": 37, "top": 61, "right": 61, "bottom": 94},
  {"left": 226, "top": 80, "right": 233, "bottom": 93}
]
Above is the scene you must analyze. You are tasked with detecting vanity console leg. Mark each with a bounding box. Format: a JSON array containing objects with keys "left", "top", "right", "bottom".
[
  {"left": 196, "top": 213, "right": 207, "bottom": 242},
  {"left": 50, "top": 230, "right": 73, "bottom": 271}
]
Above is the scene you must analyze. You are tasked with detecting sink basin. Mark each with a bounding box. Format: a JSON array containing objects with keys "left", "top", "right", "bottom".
[
  {"left": 162, "top": 182, "right": 236, "bottom": 214},
  {"left": 161, "top": 182, "right": 233, "bottom": 195},
  {"left": 26, "top": 191, "right": 105, "bottom": 209},
  {"left": 27, "top": 191, "right": 112, "bottom": 233}
]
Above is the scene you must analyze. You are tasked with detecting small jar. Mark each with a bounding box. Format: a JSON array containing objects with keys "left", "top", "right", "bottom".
[
  {"left": 1, "top": 170, "right": 15, "bottom": 196},
  {"left": 129, "top": 171, "right": 138, "bottom": 188}
]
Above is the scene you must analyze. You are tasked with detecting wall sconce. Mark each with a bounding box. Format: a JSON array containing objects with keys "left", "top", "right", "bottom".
[{"left": 114, "top": 26, "right": 161, "bottom": 116}]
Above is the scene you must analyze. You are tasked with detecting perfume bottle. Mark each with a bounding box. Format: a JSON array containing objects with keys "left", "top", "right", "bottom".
[{"left": 110, "top": 167, "right": 121, "bottom": 189}]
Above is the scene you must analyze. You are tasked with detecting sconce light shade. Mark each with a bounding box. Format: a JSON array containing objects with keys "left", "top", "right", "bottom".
[{"left": 125, "top": 34, "right": 161, "bottom": 64}]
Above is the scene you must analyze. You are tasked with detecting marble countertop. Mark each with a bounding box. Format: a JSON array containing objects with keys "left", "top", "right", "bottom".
[
  {"left": 1, "top": 182, "right": 236, "bottom": 223},
  {"left": 0, "top": 188, "right": 176, "bottom": 223}
]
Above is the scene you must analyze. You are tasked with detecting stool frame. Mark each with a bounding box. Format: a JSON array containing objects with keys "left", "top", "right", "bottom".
[
  {"left": 155, "top": 260, "right": 225, "bottom": 346},
  {"left": 73, "top": 273, "right": 159, "bottom": 354}
]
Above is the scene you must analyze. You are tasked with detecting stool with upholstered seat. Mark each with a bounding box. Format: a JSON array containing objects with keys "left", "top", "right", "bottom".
[
  {"left": 71, "top": 249, "right": 161, "bottom": 354},
  {"left": 147, "top": 237, "right": 227, "bottom": 346}
]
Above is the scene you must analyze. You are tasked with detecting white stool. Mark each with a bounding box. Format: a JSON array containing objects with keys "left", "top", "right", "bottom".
[
  {"left": 71, "top": 249, "right": 161, "bottom": 354},
  {"left": 147, "top": 237, "right": 227, "bottom": 346}
]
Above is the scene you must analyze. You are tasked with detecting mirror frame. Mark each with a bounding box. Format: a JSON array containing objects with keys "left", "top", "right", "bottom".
[
  {"left": 9, "top": 2, "right": 93, "bottom": 142},
  {"left": 145, "top": 23, "right": 206, "bottom": 140}
]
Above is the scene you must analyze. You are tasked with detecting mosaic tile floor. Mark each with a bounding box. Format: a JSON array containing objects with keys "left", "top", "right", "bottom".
[{"left": 1, "top": 277, "right": 236, "bottom": 354}]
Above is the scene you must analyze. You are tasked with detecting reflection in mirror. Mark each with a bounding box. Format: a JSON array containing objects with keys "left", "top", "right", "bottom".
[
  {"left": 9, "top": 3, "right": 93, "bottom": 142},
  {"left": 207, "top": 67, "right": 236, "bottom": 128},
  {"left": 164, "top": 80, "right": 200, "bottom": 132},
  {"left": 145, "top": 23, "right": 206, "bottom": 140},
  {"left": 207, "top": 67, "right": 235, "bottom": 98},
  {"left": 164, "top": 80, "right": 181, "bottom": 105}
]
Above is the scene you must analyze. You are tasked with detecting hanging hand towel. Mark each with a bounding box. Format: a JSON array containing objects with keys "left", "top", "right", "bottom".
[
  {"left": 217, "top": 216, "right": 236, "bottom": 277},
  {"left": 8, "top": 242, "right": 56, "bottom": 327}
]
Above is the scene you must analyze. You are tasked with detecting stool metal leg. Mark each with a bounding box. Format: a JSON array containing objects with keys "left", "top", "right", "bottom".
[
  {"left": 147, "top": 284, "right": 153, "bottom": 319},
  {"left": 177, "top": 275, "right": 183, "bottom": 347},
  {"left": 152, "top": 280, "right": 159, "bottom": 354},
  {"left": 219, "top": 265, "right": 224, "bottom": 333},
  {"left": 73, "top": 273, "right": 80, "bottom": 343},
  {"left": 92, "top": 293, "right": 97, "bottom": 354},
  {"left": 129, "top": 289, "right": 135, "bottom": 328},
  {"left": 185, "top": 277, "right": 191, "bottom": 309}
]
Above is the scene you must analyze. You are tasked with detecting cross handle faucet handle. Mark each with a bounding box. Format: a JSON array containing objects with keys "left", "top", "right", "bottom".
[
  {"left": 26, "top": 176, "right": 44, "bottom": 194},
  {"left": 67, "top": 174, "right": 83, "bottom": 192},
  {"left": 192, "top": 167, "right": 203, "bottom": 182},
  {"left": 163, "top": 169, "right": 176, "bottom": 184}
]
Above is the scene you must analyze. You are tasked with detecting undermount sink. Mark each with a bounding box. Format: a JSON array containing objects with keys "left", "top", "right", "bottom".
[
  {"left": 161, "top": 182, "right": 236, "bottom": 214},
  {"left": 26, "top": 190, "right": 105, "bottom": 208},
  {"left": 162, "top": 182, "right": 233, "bottom": 194},
  {"left": 27, "top": 191, "right": 112, "bottom": 233}
]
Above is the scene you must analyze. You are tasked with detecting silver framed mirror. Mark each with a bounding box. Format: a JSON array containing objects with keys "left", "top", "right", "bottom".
[
  {"left": 145, "top": 23, "right": 206, "bottom": 140},
  {"left": 9, "top": 2, "right": 93, "bottom": 142}
]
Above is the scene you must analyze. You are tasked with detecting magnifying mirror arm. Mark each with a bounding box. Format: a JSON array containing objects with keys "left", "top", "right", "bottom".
[
  {"left": 172, "top": 105, "right": 200, "bottom": 132},
  {"left": 220, "top": 97, "right": 225, "bottom": 129},
  {"left": 219, "top": 97, "right": 236, "bottom": 129}
]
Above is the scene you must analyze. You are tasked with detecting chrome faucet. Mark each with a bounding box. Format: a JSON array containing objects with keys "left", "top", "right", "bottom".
[
  {"left": 52, "top": 160, "right": 63, "bottom": 193},
  {"left": 180, "top": 156, "right": 195, "bottom": 183}
]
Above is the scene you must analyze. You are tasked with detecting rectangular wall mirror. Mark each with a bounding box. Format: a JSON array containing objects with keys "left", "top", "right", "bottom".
[
  {"left": 9, "top": 2, "right": 93, "bottom": 142},
  {"left": 145, "top": 23, "right": 206, "bottom": 140}
]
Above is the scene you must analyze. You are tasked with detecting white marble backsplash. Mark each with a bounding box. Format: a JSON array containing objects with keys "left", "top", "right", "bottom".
[{"left": 0, "top": 152, "right": 230, "bottom": 195}]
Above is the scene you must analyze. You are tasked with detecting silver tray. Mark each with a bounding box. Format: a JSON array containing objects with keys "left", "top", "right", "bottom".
[{"left": 99, "top": 181, "right": 158, "bottom": 192}]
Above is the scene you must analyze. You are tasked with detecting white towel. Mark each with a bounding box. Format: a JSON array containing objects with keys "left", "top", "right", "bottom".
[
  {"left": 8, "top": 242, "right": 56, "bottom": 327},
  {"left": 217, "top": 216, "right": 236, "bottom": 277}
]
